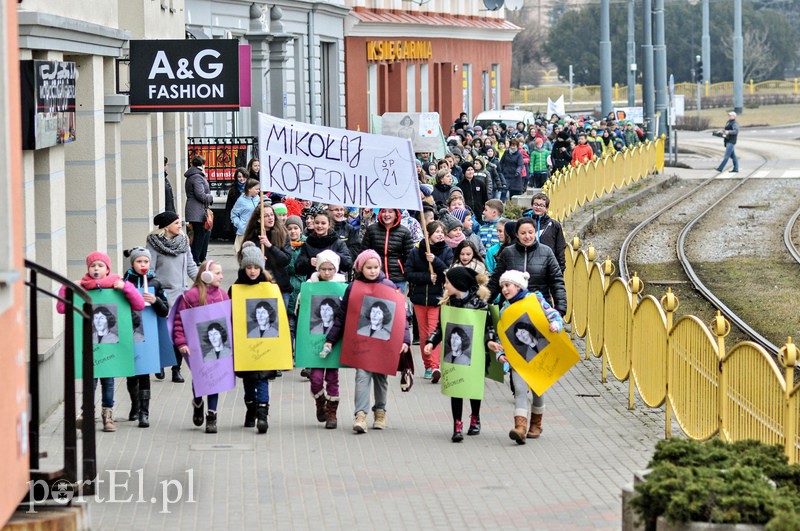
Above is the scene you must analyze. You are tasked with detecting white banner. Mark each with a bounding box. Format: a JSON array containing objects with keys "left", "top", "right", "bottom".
[
  {"left": 547, "top": 95, "right": 565, "bottom": 118},
  {"left": 258, "top": 114, "right": 422, "bottom": 211}
]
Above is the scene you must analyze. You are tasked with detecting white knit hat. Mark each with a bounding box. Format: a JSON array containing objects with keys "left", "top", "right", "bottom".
[
  {"left": 315, "top": 249, "right": 341, "bottom": 272},
  {"left": 499, "top": 269, "right": 530, "bottom": 290}
]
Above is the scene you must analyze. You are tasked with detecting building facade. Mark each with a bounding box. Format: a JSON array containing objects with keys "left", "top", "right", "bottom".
[
  {"left": 183, "top": 0, "right": 349, "bottom": 136},
  {"left": 343, "top": 0, "right": 520, "bottom": 132}
]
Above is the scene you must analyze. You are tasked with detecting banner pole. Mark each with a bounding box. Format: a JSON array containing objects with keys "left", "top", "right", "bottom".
[
  {"left": 418, "top": 210, "right": 434, "bottom": 275},
  {"left": 259, "top": 190, "right": 266, "bottom": 255}
]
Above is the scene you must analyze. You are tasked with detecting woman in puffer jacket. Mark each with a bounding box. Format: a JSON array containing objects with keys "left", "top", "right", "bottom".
[
  {"left": 487, "top": 217, "right": 566, "bottom": 316},
  {"left": 360, "top": 208, "right": 414, "bottom": 292}
]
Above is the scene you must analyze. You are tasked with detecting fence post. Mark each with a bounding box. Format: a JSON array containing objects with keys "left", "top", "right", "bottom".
[
  {"left": 779, "top": 337, "right": 797, "bottom": 464},
  {"left": 585, "top": 244, "right": 597, "bottom": 361},
  {"left": 627, "top": 273, "right": 644, "bottom": 409},
  {"left": 711, "top": 311, "right": 730, "bottom": 441},
  {"left": 749, "top": 79, "right": 754, "bottom": 95},
  {"left": 661, "top": 288, "right": 679, "bottom": 438}
]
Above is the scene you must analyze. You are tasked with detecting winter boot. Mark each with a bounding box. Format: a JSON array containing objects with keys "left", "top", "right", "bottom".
[
  {"left": 353, "top": 411, "right": 368, "bottom": 434},
  {"left": 137, "top": 390, "right": 150, "bottom": 428},
  {"left": 324, "top": 399, "right": 339, "bottom": 429},
  {"left": 467, "top": 415, "right": 481, "bottom": 436},
  {"left": 192, "top": 399, "right": 204, "bottom": 427},
  {"left": 127, "top": 379, "right": 139, "bottom": 421},
  {"left": 373, "top": 409, "right": 387, "bottom": 430},
  {"left": 256, "top": 403, "right": 269, "bottom": 434},
  {"left": 101, "top": 407, "right": 116, "bottom": 432},
  {"left": 527, "top": 413, "right": 543, "bottom": 439},
  {"left": 509, "top": 416, "right": 527, "bottom": 445},
  {"left": 205, "top": 411, "right": 218, "bottom": 434},
  {"left": 452, "top": 420, "right": 464, "bottom": 443},
  {"left": 244, "top": 401, "right": 256, "bottom": 428},
  {"left": 314, "top": 392, "right": 327, "bottom": 423},
  {"left": 172, "top": 366, "right": 185, "bottom": 383}
]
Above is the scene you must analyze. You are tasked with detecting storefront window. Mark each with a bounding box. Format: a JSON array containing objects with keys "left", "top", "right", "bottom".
[
  {"left": 406, "top": 64, "right": 416, "bottom": 112},
  {"left": 420, "top": 63, "right": 429, "bottom": 112}
]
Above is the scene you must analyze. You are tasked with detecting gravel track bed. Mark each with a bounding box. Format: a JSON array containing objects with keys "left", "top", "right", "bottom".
[{"left": 685, "top": 178, "right": 800, "bottom": 263}]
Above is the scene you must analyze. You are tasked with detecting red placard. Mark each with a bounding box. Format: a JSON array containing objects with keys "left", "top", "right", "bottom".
[{"left": 339, "top": 281, "right": 406, "bottom": 376}]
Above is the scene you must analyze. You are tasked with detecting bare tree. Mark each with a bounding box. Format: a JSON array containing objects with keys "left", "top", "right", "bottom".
[
  {"left": 508, "top": 10, "right": 547, "bottom": 88},
  {"left": 721, "top": 28, "right": 779, "bottom": 82}
]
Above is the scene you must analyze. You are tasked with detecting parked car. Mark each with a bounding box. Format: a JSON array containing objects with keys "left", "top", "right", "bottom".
[{"left": 472, "top": 110, "right": 536, "bottom": 131}]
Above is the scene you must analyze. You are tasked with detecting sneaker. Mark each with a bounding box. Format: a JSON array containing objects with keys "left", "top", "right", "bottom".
[
  {"left": 430, "top": 368, "right": 441, "bottom": 384},
  {"left": 715, "top": 167, "right": 724, "bottom": 172},
  {"left": 373, "top": 409, "right": 387, "bottom": 430},
  {"left": 423, "top": 368, "right": 432, "bottom": 380},
  {"left": 353, "top": 411, "right": 368, "bottom": 434},
  {"left": 452, "top": 420, "right": 464, "bottom": 443},
  {"left": 730, "top": 169, "right": 739, "bottom": 173}
]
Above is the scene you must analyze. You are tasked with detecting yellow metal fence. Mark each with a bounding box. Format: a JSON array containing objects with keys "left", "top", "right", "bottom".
[
  {"left": 553, "top": 142, "right": 800, "bottom": 463},
  {"left": 510, "top": 79, "right": 800, "bottom": 105}
]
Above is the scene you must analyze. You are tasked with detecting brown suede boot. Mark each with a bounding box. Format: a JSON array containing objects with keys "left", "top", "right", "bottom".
[
  {"left": 101, "top": 407, "right": 116, "bottom": 432},
  {"left": 509, "top": 416, "right": 527, "bottom": 445},
  {"left": 315, "top": 393, "right": 327, "bottom": 423},
  {"left": 527, "top": 413, "right": 543, "bottom": 439},
  {"left": 324, "top": 400, "right": 339, "bottom": 429}
]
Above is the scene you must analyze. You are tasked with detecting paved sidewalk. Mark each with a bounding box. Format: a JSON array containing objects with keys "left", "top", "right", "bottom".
[{"left": 32, "top": 240, "right": 667, "bottom": 530}]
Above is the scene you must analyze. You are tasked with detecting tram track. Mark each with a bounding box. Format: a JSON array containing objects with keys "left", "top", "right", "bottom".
[{"left": 616, "top": 138, "right": 800, "bottom": 357}]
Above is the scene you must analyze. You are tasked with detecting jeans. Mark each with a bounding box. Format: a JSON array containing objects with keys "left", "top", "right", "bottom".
[
  {"left": 510, "top": 369, "right": 544, "bottom": 417},
  {"left": 190, "top": 221, "right": 210, "bottom": 265},
  {"left": 91, "top": 378, "right": 115, "bottom": 408},
  {"left": 310, "top": 368, "right": 339, "bottom": 398},
  {"left": 192, "top": 383, "right": 219, "bottom": 412},
  {"left": 393, "top": 281, "right": 407, "bottom": 294},
  {"left": 354, "top": 369, "right": 387, "bottom": 415},
  {"left": 717, "top": 142, "right": 738, "bottom": 172},
  {"left": 414, "top": 304, "right": 441, "bottom": 369},
  {"left": 243, "top": 375, "right": 270, "bottom": 404}
]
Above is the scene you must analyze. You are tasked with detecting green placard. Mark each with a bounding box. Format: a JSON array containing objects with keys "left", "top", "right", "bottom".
[
  {"left": 439, "top": 306, "right": 486, "bottom": 400},
  {"left": 486, "top": 304, "right": 505, "bottom": 383},
  {"left": 295, "top": 282, "right": 347, "bottom": 369},
  {"left": 75, "top": 289, "right": 135, "bottom": 378}
]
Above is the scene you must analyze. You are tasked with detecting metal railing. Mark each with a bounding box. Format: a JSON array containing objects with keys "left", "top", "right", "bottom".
[
  {"left": 510, "top": 79, "right": 800, "bottom": 105},
  {"left": 541, "top": 137, "right": 665, "bottom": 223},
  {"left": 25, "top": 259, "right": 97, "bottom": 497},
  {"left": 187, "top": 136, "right": 258, "bottom": 192},
  {"left": 549, "top": 148, "right": 800, "bottom": 463}
]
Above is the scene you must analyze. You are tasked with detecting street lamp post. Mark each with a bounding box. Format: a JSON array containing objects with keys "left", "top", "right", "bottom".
[{"left": 695, "top": 55, "right": 702, "bottom": 126}]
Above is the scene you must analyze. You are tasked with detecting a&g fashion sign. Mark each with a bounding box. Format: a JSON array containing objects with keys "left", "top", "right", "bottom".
[{"left": 129, "top": 39, "right": 239, "bottom": 112}]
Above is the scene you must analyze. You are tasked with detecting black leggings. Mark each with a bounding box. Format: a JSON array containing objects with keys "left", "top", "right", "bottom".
[
  {"left": 126, "top": 374, "right": 150, "bottom": 392},
  {"left": 451, "top": 398, "right": 481, "bottom": 421}
]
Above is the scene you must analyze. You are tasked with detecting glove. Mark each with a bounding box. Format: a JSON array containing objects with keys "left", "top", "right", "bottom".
[{"left": 319, "top": 345, "right": 332, "bottom": 359}]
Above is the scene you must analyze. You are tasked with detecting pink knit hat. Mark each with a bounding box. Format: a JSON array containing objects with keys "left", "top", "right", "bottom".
[
  {"left": 353, "top": 249, "right": 382, "bottom": 273},
  {"left": 86, "top": 251, "right": 111, "bottom": 271}
]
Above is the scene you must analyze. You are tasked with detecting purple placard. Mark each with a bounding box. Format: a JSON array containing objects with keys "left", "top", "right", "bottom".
[
  {"left": 239, "top": 45, "right": 251, "bottom": 107},
  {"left": 180, "top": 300, "right": 235, "bottom": 397}
]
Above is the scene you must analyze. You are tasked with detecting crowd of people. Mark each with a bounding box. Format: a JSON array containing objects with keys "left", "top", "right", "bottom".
[{"left": 73, "top": 111, "right": 587, "bottom": 444}]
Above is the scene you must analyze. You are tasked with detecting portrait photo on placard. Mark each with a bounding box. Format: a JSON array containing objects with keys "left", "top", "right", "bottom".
[
  {"left": 198, "top": 319, "right": 232, "bottom": 362},
  {"left": 505, "top": 314, "right": 549, "bottom": 362},
  {"left": 310, "top": 295, "right": 339, "bottom": 336},
  {"left": 132, "top": 311, "right": 146, "bottom": 343},
  {"left": 92, "top": 304, "right": 119, "bottom": 345},
  {"left": 356, "top": 295, "right": 396, "bottom": 341},
  {"left": 246, "top": 298, "right": 279, "bottom": 339},
  {"left": 443, "top": 323, "right": 473, "bottom": 366}
]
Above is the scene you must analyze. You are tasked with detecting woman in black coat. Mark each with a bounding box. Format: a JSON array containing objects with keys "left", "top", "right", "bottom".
[
  {"left": 295, "top": 210, "right": 353, "bottom": 278},
  {"left": 404, "top": 221, "right": 453, "bottom": 382}
]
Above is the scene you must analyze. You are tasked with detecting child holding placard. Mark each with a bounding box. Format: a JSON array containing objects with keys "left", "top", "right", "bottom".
[
  {"left": 323, "top": 250, "right": 410, "bottom": 434},
  {"left": 423, "top": 266, "right": 495, "bottom": 442},
  {"left": 172, "top": 259, "right": 228, "bottom": 434},
  {"left": 122, "top": 247, "right": 169, "bottom": 428},
  {"left": 488, "top": 270, "right": 564, "bottom": 445},
  {"left": 57, "top": 251, "right": 145, "bottom": 432},
  {"left": 305, "top": 250, "right": 346, "bottom": 429},
  {"left": 228, "top": 242, "right": 275, "bottom": 434}
]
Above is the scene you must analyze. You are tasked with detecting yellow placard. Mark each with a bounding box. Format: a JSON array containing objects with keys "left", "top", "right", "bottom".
[
  {"left": 497, "top": 295, "right": 580, "bottom": 395},
  {"left": 231, "top": 283, "right": 293, "bottom": 371}
]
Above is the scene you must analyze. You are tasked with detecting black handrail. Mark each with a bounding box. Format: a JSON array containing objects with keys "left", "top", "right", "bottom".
[{"left": 24, "top": 259, "right": 97, "bottom": 496}]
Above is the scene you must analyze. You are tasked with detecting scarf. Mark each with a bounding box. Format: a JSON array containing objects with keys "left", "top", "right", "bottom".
[
  {"left": 80, "top": 272, "right": 122, "bottom": 290},
  {"left": 147, "top": 232, "right": 189, "bottom": 257},
  {"left": 290, "top": 240, "right": 304, "bottom": 249},
  {"left": 444, "top": 232, "right": 466, "bottom": 249}
]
